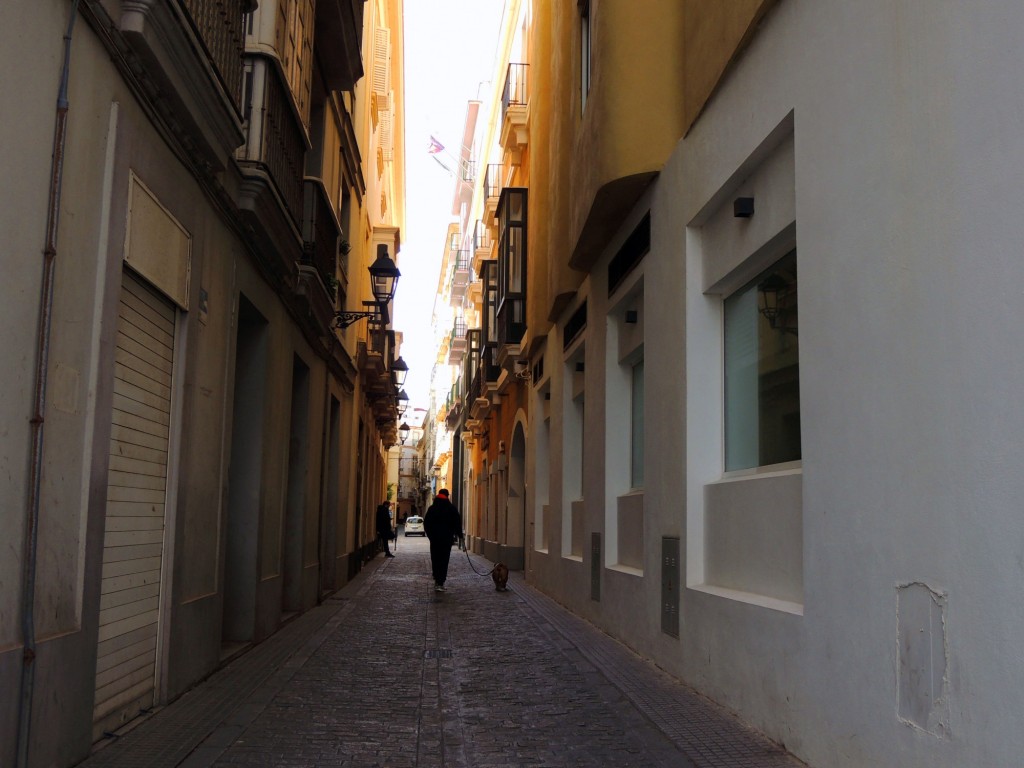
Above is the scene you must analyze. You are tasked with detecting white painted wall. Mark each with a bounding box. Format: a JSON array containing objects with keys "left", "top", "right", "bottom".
[{"left": 528, "top": 1, "right": 1024, "bottom": 765}]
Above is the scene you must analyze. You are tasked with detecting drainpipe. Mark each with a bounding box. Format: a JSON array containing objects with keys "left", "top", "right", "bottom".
[{"left": 16, "top": 2, "right": 80, "bottom": 766}]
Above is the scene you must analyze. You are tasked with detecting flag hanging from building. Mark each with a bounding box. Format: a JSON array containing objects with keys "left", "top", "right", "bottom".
[{"left": 427, "top": 135, "right": 445, "bottom": 154}]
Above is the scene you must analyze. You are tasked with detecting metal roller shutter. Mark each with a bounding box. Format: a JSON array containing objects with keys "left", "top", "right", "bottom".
[{"left": 93, "top": 270, "right": 174, "bottom": 738}]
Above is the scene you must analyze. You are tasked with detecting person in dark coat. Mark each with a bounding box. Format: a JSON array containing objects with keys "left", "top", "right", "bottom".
[
  {"left": 376, "top": 501, "right": 395, "bottom": 558},
  {"left": 424, "top": 489, "right": 462, "bottom": 591}
]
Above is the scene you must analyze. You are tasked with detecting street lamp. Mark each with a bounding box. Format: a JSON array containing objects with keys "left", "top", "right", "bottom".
[
  {"left": 399, "top": 422, "right": 411, "bottom": 444},
  {"left": 392, "top": 356, "right": 409, "bottom": 388},
  {"left": 396, "top": 389, "right": 409, "bottom": 418},
  {"left": 369, "top": 245, "right": 401, "bottom": 304},
  {"left": 334, "top": 244, "right": 401, "bottom": 329}
]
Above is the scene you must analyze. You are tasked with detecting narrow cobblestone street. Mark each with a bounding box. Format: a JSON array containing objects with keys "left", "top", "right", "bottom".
[{"left": 79, "top": 541, "right": 807, "bottom": 768}]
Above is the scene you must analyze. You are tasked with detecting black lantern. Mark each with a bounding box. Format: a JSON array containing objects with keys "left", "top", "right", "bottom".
[
  {"left": 392, "top": 356, "right": 409, "bottom": 388},
  {"left": 399, "top": 422, "right": 411, "bottom": 444},
  {"left": 334, "top": 244, "right": 401, "bottom": 328},
  {"left": 369, "top": 244, "right": 401, "bottom": 304}
]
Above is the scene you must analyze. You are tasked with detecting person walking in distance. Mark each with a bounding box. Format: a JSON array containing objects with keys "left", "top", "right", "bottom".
[
  {"left": 425, "top": 489, "right": 462, "bottom": 591},
  {"left": 376, "top": 500, "right": 395, "bottom": 558}
]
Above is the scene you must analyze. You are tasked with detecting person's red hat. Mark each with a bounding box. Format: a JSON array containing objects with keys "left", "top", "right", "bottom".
[{"left": 437, "top": 489, "right": 449, "bottom": 498}]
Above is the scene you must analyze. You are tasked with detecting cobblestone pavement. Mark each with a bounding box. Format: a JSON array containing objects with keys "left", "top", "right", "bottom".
[{"left": 80, "top": 539, "right": 808, "bottom": 768}]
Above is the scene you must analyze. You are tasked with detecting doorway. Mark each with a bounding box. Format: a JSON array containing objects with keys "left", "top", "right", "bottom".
[
  {"left": 221, "top": 295, "right": 267, "bottom": 655},
  {"left": 282, "top": 356, "right": 310, "bottom": 615},
  {"left": 93, "top": 270, "right": 176, "bottom": 739}
]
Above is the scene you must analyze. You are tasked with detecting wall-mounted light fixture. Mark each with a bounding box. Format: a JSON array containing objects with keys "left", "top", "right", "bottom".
[
  {"left": 399, "top": 422, "right": 411, "bottom": 444},
  {"left": 334, "top": 244, "right": 401, "bottom": 328},
  {"left": 733, "top": 197, "right": 755, "bottom": 218},
  {"left": 396, "top": 388, "right": 410, "bottom": 418},
  {"left": 392, "top": 356, "right": 409, "bottom": 387}
]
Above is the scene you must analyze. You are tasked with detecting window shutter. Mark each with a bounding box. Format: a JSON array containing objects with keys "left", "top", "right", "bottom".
[
  {"left": 372, "top": 27, "right": 391, "bottom": 111},
  {"left": 379, "top": 103, "right": 393, "bottom": 161}
]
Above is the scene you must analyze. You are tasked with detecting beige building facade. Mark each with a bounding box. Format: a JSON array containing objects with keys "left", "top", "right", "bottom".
[{"left": 2, "top": 0, "right": 406, "bottom": 765}]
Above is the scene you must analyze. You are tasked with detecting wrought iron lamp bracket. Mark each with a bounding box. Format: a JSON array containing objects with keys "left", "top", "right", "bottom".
[{"left": 334, "top": 301, "right": 386, "bottom": 329}]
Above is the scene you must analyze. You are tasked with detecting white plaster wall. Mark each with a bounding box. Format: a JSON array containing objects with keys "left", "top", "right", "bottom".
[
  {"left": 666, "top": 1, "right": 1024, "bottom": 765},
  {"left": 528, "top": 1, "right": 1024, "bottom": 766}
]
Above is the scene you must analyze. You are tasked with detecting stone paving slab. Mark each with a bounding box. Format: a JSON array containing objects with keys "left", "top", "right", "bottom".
[{"left": 78, "top": 540, "right": 808, "bottom": 767}]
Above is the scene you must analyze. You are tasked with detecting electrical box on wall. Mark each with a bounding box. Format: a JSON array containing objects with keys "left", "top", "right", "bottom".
[{"left": 661, "top": 537, "right": 680, "bottom": 638}]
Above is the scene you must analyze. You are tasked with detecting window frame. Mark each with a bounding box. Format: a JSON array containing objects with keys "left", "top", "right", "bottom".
[{"left": 722, "top": 249, "right": 800, "bottom": 473}]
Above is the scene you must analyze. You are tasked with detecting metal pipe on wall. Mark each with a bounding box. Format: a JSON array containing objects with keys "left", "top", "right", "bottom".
[{"left": 16, "top": 2, "right": 81, "bottom": 766}]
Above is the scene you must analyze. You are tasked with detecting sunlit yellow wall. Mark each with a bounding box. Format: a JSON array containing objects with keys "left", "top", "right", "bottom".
[
  {"left": 568, "top": 0, "right": 685, "bottom": 272},
  {"left": 529, "top": 0, "right": 775, "bottom": 326},
  {"left": 526, "top": 0, "right": 575, "bottom": 337}
]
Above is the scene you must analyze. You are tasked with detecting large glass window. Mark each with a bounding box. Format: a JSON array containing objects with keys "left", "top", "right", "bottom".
[
  {"left": 724, "top": 250, "right": 800, "bottom": 471},
  {"left": 497, "top": 188, "right": 527, "bottom": 344}
]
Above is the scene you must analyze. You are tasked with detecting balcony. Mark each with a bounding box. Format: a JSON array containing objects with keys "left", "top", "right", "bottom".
[
  {"left": 120, "top": 0, "right": 247, "bottom": 171},
  {"left": 237, "top": 56, "right": 308, "bottom": 277},
  {"left": 314, "top": 0, "right": 366, "bottom": 92},
  {"left": 358, "top": 320, "right": 389, "bottom": 382},
  {"left": 496, "top": 187, "right": 527, "bottom": 356},
  {"left": 448, "top": 250, "right": 471, "bottom": 306},
  {"left": 294, "top": 180, "right": 340, "bottom": 332},
  {"left": 497, "top": 297, "right": 525, "bottom": 355},
  {"left": 469, "top": 345, "right": 500, "bottom": 420},
  {"left": 301, "top": 180, "right": 340, "bottom": 290},
  {"left": 444, "top": 378, "right": 463, "bottom": 431},
  {"left": 480, "top": 345, "right": 502, "bottom": 391},
  {"left": 447, "top": 318, "right": 468, "bottom": 365},
  {"left": 361, "top": 328, "right": 401, "bottom": 433},
  {"left": 462, "top": 328, "right": 482, "bottom": 423},
  {"left": 480, "top": 260, "right": 503, "bottom": 393},
  {"left": 472, "top": 219, "right": 493, "bottom": 275},
  {"left": 499, "top": 63, "right": 529, "bottom": 156},
  {"left": 484, "top": 164, "right": 504, "bottom": 223}
]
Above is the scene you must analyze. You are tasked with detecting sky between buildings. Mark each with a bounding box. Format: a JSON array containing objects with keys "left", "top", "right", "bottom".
[{"left": 393, "top": 0, "right": 505, "bottom": 420}]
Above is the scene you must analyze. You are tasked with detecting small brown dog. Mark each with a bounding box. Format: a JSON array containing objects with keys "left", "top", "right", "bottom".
[{"left": 491, "top": 562, "right": 509, "bottom": 591}]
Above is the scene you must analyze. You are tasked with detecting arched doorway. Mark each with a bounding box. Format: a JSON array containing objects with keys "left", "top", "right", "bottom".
[{"left": 505, "top": 422, "right": 526, "bottom": 570}]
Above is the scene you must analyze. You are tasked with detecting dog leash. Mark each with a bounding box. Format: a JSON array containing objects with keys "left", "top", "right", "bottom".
[{"left": 461, "top": 544, "right": 498, "bottom": 577}]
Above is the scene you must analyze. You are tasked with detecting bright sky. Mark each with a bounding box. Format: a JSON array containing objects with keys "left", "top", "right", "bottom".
[{"left": 393, "top": 0, "right": 505, "bottom": 419}]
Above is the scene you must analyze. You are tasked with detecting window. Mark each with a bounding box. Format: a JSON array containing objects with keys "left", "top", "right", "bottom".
[
  {"left": 580, "top": 1, "right": 592, "bottom": 110},
  {"left": 278, "top": 0, "right": 313, "bottom": 122},
  {"left": 497, "top": 188, "right": 527, "bottom": 344},
  {"left": 724, "top": 249, "right": 800, "bottom": 471},
  {"left": 630, "top": 359, "right": 644, "bottom": 488},
  {"left": 480, "top": 261, "right": 500, "bottom": 383},
  {"left": 606, "top": 289, "right": 644, "bottom": 572},
  {"left": 563, "top": 348, "right": 586, "bottom": 559}
]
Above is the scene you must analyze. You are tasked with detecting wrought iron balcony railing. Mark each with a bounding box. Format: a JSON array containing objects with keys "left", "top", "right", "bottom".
[
  {"left": 239, "top": 57, "right": 306, "bottom": 225},
  {"left": 182, "top": 0, "right": 246, "bottom": 113},
  {"left": 484, "top": 164, "right": 503, "bottom": 201},
  {"left": 301, "top": 180, "right": 340, "bottom": 296},
  {"left": 473, "top": 220, "right": 491, "bottom": 252},
  {"left": 502, "top": 62, "right": 529, "bottom": 118}
]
